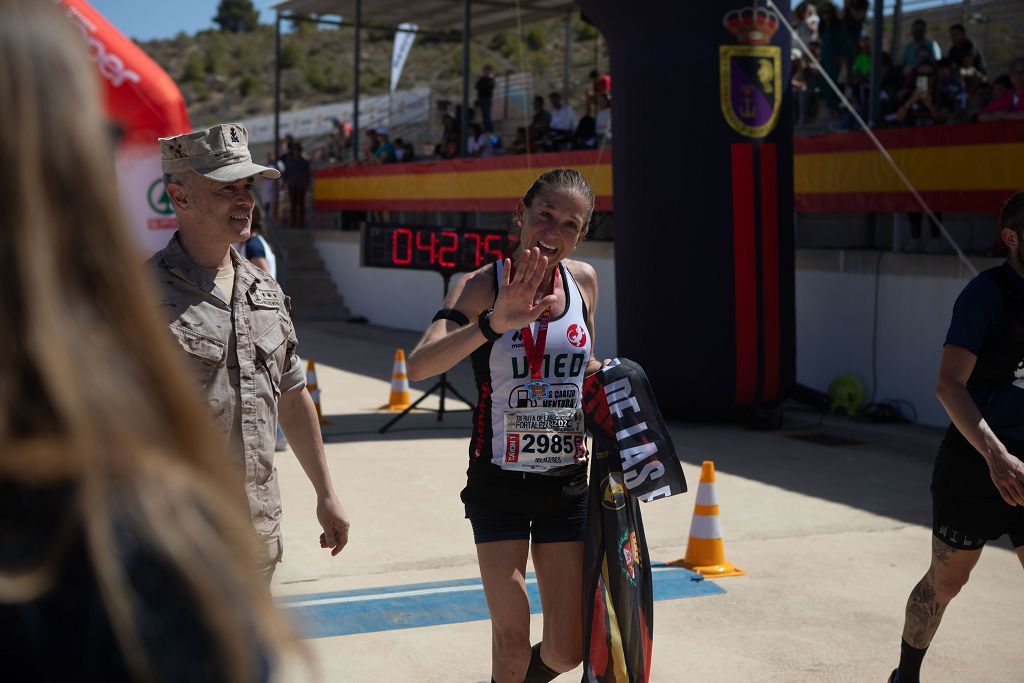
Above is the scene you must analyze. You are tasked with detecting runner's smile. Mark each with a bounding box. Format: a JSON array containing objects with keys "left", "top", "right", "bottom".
[{"left": 518, "top": 188, "right": 589, "bottom": 266}]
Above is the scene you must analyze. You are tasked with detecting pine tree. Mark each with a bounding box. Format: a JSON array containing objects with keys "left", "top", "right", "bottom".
[{"left": 214, "top": 0, "right": 259, "bottom": 33}]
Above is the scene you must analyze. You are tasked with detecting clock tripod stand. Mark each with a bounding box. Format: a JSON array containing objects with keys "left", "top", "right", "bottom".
[{"left": 379, "top": 272, "right": 475, "bottom": 433}]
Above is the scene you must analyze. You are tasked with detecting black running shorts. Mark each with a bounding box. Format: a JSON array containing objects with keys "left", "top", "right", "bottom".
[
  {"left": 932, "top": 427, "right": 1024, "bottom": 550},
  {"left": 461, "top": 460, "right": 588, "bottom": 544},
  {"left": 465, "top": 495, "right": 588, "bottom": 544}
]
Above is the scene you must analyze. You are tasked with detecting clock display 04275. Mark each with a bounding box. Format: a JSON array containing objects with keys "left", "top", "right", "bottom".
[{"left": 361, "top": 224, "right": 508, "bottom": 272}]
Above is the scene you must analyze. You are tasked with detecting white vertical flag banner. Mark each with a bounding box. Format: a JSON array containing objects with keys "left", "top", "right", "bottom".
[{"left": 390, "top": 23, "right": 417, "bottom": 94}]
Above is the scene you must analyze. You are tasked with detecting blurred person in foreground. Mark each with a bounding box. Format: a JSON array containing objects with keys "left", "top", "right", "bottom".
[
  {"left": 0, "top": 1, "right": 292, "bottom": 680},
  {"left": 154, "top": 122, "right": 350, "bottom": 582},
  {"left": 888, "top": 192, "right": 1024, "bottom": 683}
]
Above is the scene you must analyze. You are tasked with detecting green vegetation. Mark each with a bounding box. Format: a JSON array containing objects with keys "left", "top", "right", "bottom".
[
  {"left": 136, "top": 13, "right": 610, "bottom": 127},
  {"left": 182, "top": 52, "right": 204, "bottom": 82},
  {"left": 524, "top": 26, "right": 545, "bottom": 51},
  {"left": 214, "top": 0, "right": 259, "bottom": 33}
]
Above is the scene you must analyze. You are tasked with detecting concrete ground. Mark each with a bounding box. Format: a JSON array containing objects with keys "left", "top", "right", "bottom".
[{"left": 270, "top": 320, "right": 1024, "bottom": 682}]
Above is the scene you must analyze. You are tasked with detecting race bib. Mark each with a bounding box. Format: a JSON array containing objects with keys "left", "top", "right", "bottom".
[{"left": 502, "top": 408, "right": 586, "bottom": 472}]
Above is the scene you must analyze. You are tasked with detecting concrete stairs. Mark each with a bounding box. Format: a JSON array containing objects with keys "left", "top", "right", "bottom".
[{"left": 273, "top": 228, "right": 351, "bottom": 321}]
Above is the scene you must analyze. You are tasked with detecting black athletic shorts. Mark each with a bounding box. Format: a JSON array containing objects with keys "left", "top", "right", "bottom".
[
  {"left": 932, "top": 427, "right": 1024, "bottom": 550},
  {"left": 461, "top": 460, "right": 588, "bottom": 544},
  {"left": 465, "top": 495, "right": 588, "bottom": 544}
]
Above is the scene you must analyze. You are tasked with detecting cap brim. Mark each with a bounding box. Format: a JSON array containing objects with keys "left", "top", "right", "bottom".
[{"left": 198, "top": 161, "right": 280, "bottom": 182}]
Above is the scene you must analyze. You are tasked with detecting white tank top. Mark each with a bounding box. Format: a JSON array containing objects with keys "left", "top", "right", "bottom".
[{"left": 468, "top": 261, "right": 592, "bottom": 471}]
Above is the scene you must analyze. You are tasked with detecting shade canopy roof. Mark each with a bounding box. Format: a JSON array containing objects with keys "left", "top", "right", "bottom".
[{"left": 272, "top": 0, "right": 577, "bottom": 35}]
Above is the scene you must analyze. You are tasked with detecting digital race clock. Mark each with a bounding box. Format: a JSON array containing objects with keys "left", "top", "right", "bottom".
[{"left": 361, "top": 223, "right": 509, "bottom": 273}]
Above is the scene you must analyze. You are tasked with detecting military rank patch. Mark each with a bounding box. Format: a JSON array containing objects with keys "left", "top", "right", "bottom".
[{"left": 248, "top": 287, "right": 281, "bottom": 309}]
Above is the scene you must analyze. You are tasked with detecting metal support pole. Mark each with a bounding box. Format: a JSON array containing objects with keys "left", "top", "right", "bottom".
[
  {"left": 889, "top": 0, "right": 903, "bottom": 67},
  {"left": 273, "top": 13, "right": 281, "bottom": 159},
  {"left": 869, "top": 0, "right": 884, "bottom": 126},
  {"left": 563, "top": 10, "right": 572, "bottom": 98},
  {"left": 460, "top": 0, "right": 471, "bottom": 157},
  {"left": 353, "top": 0, "right": 362, "bottom": 163},
  {"left": 503, "top": 71, "right": 510, "bottom": 120}
]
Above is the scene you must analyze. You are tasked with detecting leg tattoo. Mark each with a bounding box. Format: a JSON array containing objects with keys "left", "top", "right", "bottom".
[
  {"left": 932, "top": 538, "right": 953, "bottom": 565},
  {"left": 903, "top": 567, "right": 946, "bottom": 648},
  {"left": 902, "top": 537, "right": 969, "bottom": 649}
]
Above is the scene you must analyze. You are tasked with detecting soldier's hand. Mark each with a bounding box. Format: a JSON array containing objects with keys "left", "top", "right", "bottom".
[
  {"left": 316, "top": 494, "right": 350, "bottom": 556},
  {"left": 986, "top": 450, "right": 1024, "bottom": 506}
]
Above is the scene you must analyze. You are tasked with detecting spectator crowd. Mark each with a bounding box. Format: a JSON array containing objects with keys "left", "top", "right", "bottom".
[
  {"left": 790, "top": 1, "right": 1023, "bottom": 130},
  {"left": 345, "top": 66, "right": 613, "bottom": 166},
  {"left": 297, "top": 7, "right": 1020, "bottom": 174}
]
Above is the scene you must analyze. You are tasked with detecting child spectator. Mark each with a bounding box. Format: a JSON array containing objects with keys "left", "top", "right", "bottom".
[
  {"left": 434, "top": 114, "right": 459, "bottom": 159},
  {"left": 511, "top": 126, "right": 529, "bottom": 154},
  {"left": 978, "top": 59, "right": 1024, "bottom": 122}
]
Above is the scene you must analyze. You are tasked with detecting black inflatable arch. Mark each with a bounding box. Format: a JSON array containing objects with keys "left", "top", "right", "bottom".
[{"left": 579, "top": 0, "right": 796, "bottom": 419}]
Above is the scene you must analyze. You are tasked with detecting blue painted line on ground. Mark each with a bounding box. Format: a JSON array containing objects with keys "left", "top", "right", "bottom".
[{"left": 281, "top": 564, "right": 725, "bottom": 640}]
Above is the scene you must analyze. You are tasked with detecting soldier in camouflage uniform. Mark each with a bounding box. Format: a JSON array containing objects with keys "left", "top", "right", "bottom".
[{"left": 151, "top": 123, "right": 350, "bottom": 581}]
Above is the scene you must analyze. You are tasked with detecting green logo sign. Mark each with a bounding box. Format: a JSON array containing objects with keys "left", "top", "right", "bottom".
[{"left": 147, "top": 178, "right": 173, "bottom": 215}]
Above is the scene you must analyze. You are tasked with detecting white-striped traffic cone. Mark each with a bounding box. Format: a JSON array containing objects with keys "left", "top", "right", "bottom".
[
  {"left": 672, "top": 460, "right": 744, "bottom": 577},
  {"left": 306, "top": 358, "right": 330, "bottom": 425},
  {"left": 381, "top": 349, "right": 412, "bottom": 411}
]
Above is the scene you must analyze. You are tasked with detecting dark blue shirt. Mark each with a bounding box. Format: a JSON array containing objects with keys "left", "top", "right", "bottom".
[
  {"left": 945, "top": 261, "right": 1024, "bottom": 440},
  {"left": 243, "top": 235, "right": 266, "bottom": 260}
]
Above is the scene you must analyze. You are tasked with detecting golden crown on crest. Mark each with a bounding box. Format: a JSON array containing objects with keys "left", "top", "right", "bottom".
[{"left": 723, "top": 5, "right": 779, "bottom": 44}]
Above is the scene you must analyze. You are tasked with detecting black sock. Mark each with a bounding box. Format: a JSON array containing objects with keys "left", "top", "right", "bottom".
[
  {"left": 896, "top": 638, "right": 927, "bottom": 683},
  {"left": 522, "top": 642, "right": 560, "bottom": 683}
]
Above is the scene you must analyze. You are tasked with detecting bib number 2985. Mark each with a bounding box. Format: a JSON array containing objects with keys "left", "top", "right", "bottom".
[{"left": 521, "top": 433, "right": 581, "bottom": 454}]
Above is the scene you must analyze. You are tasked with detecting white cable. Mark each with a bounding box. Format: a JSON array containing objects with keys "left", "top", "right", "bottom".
[{"left": 765, "top": 0, "right": 978, "bottom": 276}]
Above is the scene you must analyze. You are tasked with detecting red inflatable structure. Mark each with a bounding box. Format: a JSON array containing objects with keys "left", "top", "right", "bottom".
[{"left": 60, "top": 0, "right": 191, "bottom": 254}]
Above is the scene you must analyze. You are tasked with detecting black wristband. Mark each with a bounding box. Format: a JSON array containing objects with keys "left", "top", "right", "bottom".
[
  {"left": 432, "top": 308, "right": 470, "bottom": 326},
  {"left": 477, "top": 309, "right": 503, "bottom": 342}
]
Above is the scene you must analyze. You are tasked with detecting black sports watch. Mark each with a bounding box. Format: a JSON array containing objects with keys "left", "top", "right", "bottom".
[{"left": 478, "top": 309, "right": 503, "bottom": 342}]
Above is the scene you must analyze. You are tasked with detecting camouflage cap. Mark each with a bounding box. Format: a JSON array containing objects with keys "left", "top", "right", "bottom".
[{"left": 158, "top": 123, "right": 280, "bottom": 182}]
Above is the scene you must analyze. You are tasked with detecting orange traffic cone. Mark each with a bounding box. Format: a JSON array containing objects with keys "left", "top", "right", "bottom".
[
  {"left": 306, "top": 359, "right": 330, "bottom": 425},
  {"left": 382, "top": 349, "right": 412, "bottom": 411},
  {"left": 672, "top": 461, "right": 744, "bottom": 577}
]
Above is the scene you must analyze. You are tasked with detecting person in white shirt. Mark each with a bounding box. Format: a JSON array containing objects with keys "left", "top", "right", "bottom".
[
  {"left": 467, "top": 123, "right": 493, "bottom": 157},
  {"left": 547, "top": 92, "right": 578, "bottom": 150}
]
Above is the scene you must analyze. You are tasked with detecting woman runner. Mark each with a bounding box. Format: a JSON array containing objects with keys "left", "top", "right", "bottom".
[{"left": 408, "top": 169, "right": 603, "bottom": 683}]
